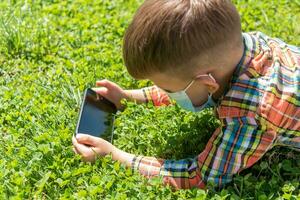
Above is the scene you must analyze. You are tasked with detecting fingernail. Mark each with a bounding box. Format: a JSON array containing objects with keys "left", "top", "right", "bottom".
[{"left": 76, "top": 134, "right": 82, "bottom": 140}]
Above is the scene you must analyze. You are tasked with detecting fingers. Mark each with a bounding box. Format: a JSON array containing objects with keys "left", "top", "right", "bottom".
[
  {"left": 72, "top": 136, "right": 80, "bottom": 154},
  {"left": 96, "top": 79, "right": 122, "bottom": 92},
  {"left": 72, "top": 135, "right": 96, "bottom": 161},
  {"left": 72, "top": 134, "right": 113, "bottom": 163},
  {"left": 96, "top": 79, "right": 111, "bottom": 87},
  {"left": 72, "top": 135, "right": 89, "bottom": 153},
  {"left": 91, "top": 87, "right": 108, "bottom": 96},
  {"left": 72, "top": 135, "right": 79, "bottom": 148},
  {"left": 73, "top": 147, "right": 79, "bottom": 154},
  {"left": 76, "top": 134, "right": 99, "bottom": 147},
  {"left": 93, "top": 79, "right": 114, "bottom": 97}
]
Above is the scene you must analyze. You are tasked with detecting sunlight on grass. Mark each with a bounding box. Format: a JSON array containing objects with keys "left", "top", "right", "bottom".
[{"left": 0, "top": 0, "right": 299, "bottom": 199}]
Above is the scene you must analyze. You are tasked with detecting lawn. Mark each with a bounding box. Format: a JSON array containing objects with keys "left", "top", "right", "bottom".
[{"left": 0, "top": 0, "right": 299, "bottom": 199}]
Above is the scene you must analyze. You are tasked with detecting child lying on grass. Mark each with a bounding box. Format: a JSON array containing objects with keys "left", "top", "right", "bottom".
[{"left": 72, "top": 0, "right": 300, "bottom": 189}]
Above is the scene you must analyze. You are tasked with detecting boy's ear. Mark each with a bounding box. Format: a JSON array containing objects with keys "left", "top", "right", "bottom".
[
  {"left": 205, "top": 81, "right": 219, "bottom": 94},
  {"left": 207, "top": 83, "right": 219, "bottom": 94},
  {"left": 196, "top": 74, "right": 219, "bottom": 94}
]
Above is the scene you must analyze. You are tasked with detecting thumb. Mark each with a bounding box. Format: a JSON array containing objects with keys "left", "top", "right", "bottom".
[{"left": 76, "top": 134, "right": 98, "bottom": 146}]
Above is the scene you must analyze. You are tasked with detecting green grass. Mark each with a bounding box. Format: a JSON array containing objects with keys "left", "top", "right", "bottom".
[{"left": 0, "top": 0, "right": 299, "bottom": 199}]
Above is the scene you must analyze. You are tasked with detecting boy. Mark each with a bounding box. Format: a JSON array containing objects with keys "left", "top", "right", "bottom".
[{"left": 72, "top": 0, "right": 300, "bottom": 189}]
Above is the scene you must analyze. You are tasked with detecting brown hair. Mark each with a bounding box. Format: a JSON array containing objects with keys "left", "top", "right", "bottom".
[{"left": 123, "top": 0, "right": 241, "bottom": 79}]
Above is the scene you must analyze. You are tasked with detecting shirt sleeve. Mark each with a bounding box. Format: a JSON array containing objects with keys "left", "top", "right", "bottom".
[
  {"left": 131, "top": 116, "right": 276, "bottom": 189},
  {"left": 142, "top": 86, "right": 172, "bottom": 107}
]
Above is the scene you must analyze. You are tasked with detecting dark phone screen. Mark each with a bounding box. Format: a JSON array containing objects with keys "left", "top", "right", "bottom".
[{"left": 76, "top": 89, "right": 117, "bottom": 141}]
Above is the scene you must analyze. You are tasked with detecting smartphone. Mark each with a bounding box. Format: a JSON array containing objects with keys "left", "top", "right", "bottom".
[{"left": 75, "top": 88, "right": 117, "bottom": 143}]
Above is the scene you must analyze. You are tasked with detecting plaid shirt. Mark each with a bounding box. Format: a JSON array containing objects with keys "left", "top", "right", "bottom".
[{"left": 132, "top": 32, "right": 300, "bottom": 189}]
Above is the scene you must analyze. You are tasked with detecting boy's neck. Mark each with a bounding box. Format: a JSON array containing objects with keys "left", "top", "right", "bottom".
[{"left": 211, "top": 37, "right": 245, "bottom": 101}]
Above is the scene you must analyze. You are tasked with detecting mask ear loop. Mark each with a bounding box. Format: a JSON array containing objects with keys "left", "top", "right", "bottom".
[
  {"left": 183, "top": 79, "right": 196, "bottom": 92},
  {"left": 207, "top": 73, "right": 216, "bottom": 83},
  {"left": 194, "top": 73, "right": 216, "bottom": 82},
  {"left": 207, "top": 73, "right": 216, "bottom": 97}
]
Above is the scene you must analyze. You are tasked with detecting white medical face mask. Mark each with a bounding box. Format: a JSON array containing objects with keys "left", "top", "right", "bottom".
[{"left": 164, "top": 74, "right": 217, "bottom": 112}]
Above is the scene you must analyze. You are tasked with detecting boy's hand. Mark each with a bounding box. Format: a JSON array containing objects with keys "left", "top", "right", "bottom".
[
  {"left": 92, "top": 79, "right": 128, "bottom": 110},
  {"left": 72, "top": 134, "right": 116, "bottom": 163}
]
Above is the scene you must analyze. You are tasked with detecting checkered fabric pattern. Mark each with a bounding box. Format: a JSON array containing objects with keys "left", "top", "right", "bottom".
[{"left": 132, "top": 32, "right": 300, "bottom": 189}]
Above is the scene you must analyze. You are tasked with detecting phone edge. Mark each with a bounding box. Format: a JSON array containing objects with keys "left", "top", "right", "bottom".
[{"left": 75, "top": 88, "right": 88, "bottom": 136}]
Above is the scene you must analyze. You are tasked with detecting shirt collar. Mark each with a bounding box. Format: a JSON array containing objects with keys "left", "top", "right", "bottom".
[
  {"left": 217, "top": 32, "right": 257, "bottom": 105},
  {"left": 231, "top": 32, "right": 257, "bottom": 82}
]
